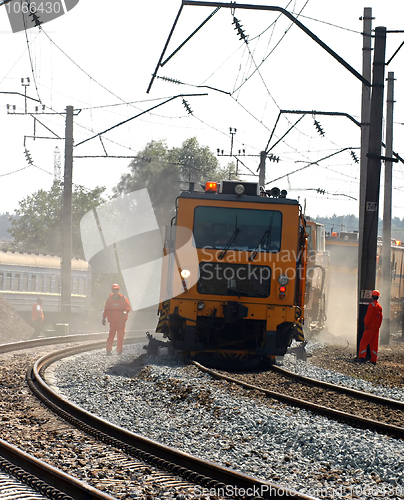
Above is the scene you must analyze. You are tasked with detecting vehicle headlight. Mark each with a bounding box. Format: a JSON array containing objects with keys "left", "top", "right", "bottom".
[
  {"left": 278, "top": 275, "right": 289, "bottom": 285},
  {"left": 235, "top": 184, "right": 245, "bottom": 195},
  {"left": 197, "top": 302, "right": 205, "bottom": 310},
  {"left": 181, "top": 269, "right": 191, "bottom": 279}
]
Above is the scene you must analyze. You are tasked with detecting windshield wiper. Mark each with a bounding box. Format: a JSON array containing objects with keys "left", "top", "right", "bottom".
[
  {"left": 249, "top": 228, "right": 272, "bottom": 262},
  {"left": 218, "top": 227, "right": 241, "bottom": 259}
]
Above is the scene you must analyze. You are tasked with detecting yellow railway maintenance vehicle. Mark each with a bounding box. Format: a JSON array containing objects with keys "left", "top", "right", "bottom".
[{"left": 155, "top": 180, "right": 308, "bottom": 366}]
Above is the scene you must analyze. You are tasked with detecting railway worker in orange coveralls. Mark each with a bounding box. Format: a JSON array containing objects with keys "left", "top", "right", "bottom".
[
  {"left": 358, "top": 290, "right": 383, "bottom": 365},
  {"left": 31, "top": 297, "right": 44, "bottom": 338},
  {"left": 102, "top": 284, "right": 131, "bottom": 355}
]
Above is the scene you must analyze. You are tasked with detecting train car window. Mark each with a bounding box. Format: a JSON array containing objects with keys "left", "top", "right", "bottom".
[
  {"left": 193, "top": 207, "right": 282, "bottom": 253},
  {"left": 54, "top": 275, "right": 60, "bottom": 293},
  {"left": 306, "top": 225, "right": 313, "bottom": 251},
  {"left": 31, "top": 275, "right": 36, "bottom": 292},
  {"left": 14, "top": 273, "right": 20, "bottom": 291},
  {"left": 46, "top": 276, "right": 52, "bottom": 292},
  {"left": 0, "top": 273, "right": 3, "bottom": 289},
  {"left": 22, "top": 274, "right": 28, "bottom": 291},
  {"left": 317, "top": 226, "right": 326, "bottom": 253},
  {"left": 38, "top": 274, "right": 44, "bottom": 292},
  {"left": 4, "top": 273, "right": 11, "bottom": 290},
  {"left": 197, "top": 262, "right": 271, "bottom": 297}
]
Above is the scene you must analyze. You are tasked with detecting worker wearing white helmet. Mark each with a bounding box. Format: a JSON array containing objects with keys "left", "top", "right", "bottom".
[{"left": 102, "top": 284, "right": 131, "bottom": 355}]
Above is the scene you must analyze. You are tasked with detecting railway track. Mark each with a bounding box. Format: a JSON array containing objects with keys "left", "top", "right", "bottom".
[
  {"left": 1, "top": 334, "right": 201, "bottom": 499},
  {"left": 192, "top": 361, "right": 404, "bottom": 439},
  {"left": 12, "top": 334, "right": 403, "bottom": 499},
  {"left": 0, "top": 333, "right": 136, "bottom": 500},
  {"left": 28, "top": 340, "right": 318, "bottom": 500},
  {"left": 0, "top": 469, "right": 48, "bottom": 500},
  {"left": 1, "top": 334, "right": 202, "bottom": 499},
  {"left": 0, "top": 436, "right": 115, "bottom": 500}
]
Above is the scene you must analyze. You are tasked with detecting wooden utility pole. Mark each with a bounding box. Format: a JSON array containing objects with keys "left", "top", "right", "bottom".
[
  {"left": 380, "top": 72, "right": 395, "bottom": 345},
  {"left": 61, "top": 105, "right": 73, "bottom": 325},
  {"left": 357, "top": 27, "right": 387, "bottom": 354}
]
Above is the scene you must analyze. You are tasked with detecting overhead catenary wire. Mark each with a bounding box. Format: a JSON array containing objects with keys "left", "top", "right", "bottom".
[
  {"left": 39, "top": 27, "right": 145, "bottom": 111},
  {"left": 291, "top": 12, "right": 362, "bottom": 35},
  {"left": 146, "top": 0, "right": 370, "bottom": 188},
  {"left": 0, "top": 166, "right": 30, "bottom": 177},
  {"left": 35, "top": 1, "right": 359, "bottom": 187},
  {"left": 74, "top": 93, "right": 208, "bottom": 147},
  {"left": 0, "top": 31, "right": 42, "bottom": 87},
  {"left": 22, "top": 5, "right": 42, "bottom": 104},
  {"left": 267, "top": 147, "right": 357, "bottom": 184},
  {"left": 2, "top": 1, "right": 386, "bottom": 213},
  {"left": 231, "top": 0, "right": 311, "bottom": 95}
]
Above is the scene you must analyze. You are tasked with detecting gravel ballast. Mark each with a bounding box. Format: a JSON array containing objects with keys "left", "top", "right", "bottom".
[
  {"left": 52, "top": 343, "right": 404, "bottom": 499},
  {"left": 282, "top": 341, "right": 404, "bottom": 403}
]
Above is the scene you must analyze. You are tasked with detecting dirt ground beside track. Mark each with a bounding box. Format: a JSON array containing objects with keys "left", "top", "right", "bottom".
[
  {"left": 308, "top": 328, "right": 404, "bottom": 389},
  {"left": 0, "top": 294, "right": 33, "bottom": 343}
]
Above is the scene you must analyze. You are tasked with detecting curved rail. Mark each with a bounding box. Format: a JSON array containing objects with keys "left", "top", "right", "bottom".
[
  {"left": 270, "top": 364, "right": 404, "bottom": 411},
  {"left": 27, "top": 342, "right": 317, "bottom": 500},
  {"left": 0, "top": 330, "right": 144, "bottom": 354},
  {"left": 192, "top": 362, "right": 404, "bottom": 439},
  {"left": 0, "top": 437, "right": 116, "bottom": 500},
  {"left": 0, "top": 331, "right": 147, "bottom": 500}
]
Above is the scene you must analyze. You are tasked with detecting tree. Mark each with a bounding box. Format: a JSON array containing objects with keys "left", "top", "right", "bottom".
[
  {"left": 113, "top": 138, "right": 234, "bottom": 226},
  {"left": 9, "top": 181, "right": 107, "bottom": 258},
  {"left": 0, "top": 213, "right": 12, "bottom": 242},
  {"left": 168, "top": 137, "right": 222, "bottom": 184}
]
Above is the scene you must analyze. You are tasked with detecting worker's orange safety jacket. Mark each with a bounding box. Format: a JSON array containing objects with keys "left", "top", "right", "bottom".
[
  {"left": 103, "top": 293, "right": 131, "bottom": 325},
  {"left": 364, "top": 299, "right": 383, "bottom": 331},
  {"left": 32, "top": 302, "right": 44, "bottom": 323}
]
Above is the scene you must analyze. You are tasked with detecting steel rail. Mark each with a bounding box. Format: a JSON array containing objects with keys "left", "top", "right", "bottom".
[
  {"left": 0, "top": 332, "right": 150, "bottom": 500},
  {"left": 0, "top": 438, "right": 116, "bottom": 500},
  {"left": 0, "top": 330, "right": 147, "bottom": 354},
  {"left": 192, "top": 361, "right": 404, "bottom": 439},
  {"left": 270, "top": 364, "right": 404, "bottom": 411},
  {"left": 28, "top": 342, "right": 318, "bottom": 500}
]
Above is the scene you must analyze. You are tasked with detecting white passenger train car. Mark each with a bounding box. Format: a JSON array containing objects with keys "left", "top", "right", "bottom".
[{"left": 0, "top": 250, "right": 91, "bottom": 321}]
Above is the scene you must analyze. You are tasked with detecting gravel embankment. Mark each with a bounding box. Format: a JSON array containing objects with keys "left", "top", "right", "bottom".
[{"left": 52, "top": 344, "right": 404, "bottom": 499}]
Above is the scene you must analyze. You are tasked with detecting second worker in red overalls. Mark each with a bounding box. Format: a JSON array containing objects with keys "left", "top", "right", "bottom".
[
  {"left": 102, "top": 284, "right": 131, "bottom": 355},
  {"left": 358, "top": 289, "right": 383, "bottom": 365}
]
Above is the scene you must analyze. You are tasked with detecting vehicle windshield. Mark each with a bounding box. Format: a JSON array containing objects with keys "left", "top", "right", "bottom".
[{"left": 193, "top": 206, "right": 282, "bottom": 253}]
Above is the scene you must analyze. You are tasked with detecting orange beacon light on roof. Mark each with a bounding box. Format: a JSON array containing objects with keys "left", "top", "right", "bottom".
[{"left": 205, "top": 182, "right": 218, "bottom": 192}]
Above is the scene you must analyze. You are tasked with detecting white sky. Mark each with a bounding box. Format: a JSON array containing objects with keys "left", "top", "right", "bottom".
[{"left": 1, "top": 0, "right": 404, "bottom": 225}]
